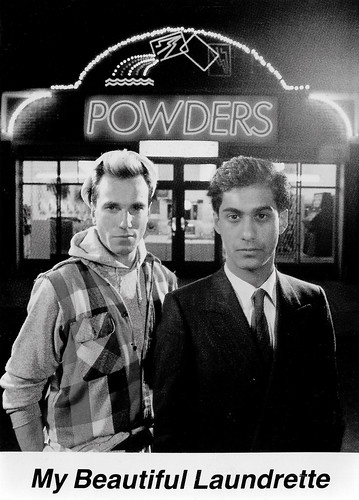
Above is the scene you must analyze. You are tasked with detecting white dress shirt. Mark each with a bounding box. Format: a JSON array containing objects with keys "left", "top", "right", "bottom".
[{"left": 224, "top": 264, "right": 277, "bottom": 349}]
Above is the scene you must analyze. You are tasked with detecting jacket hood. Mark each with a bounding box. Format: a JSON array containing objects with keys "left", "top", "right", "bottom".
[{"left": 69, "top": 226, "right": 148, "bottom": 269}]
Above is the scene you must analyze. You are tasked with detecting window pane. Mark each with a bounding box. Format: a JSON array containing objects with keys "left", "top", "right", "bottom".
[
  {"left": 156, "top": 164, "right": 173, "bottom": 181},
  {"left": 78, "top": 161, "right": 95, "bottom": 182},
  {"left": 23, "top": 161, "right": 57, "bottom": 184},
  {"left": 184, "top": 164, "right": 216, "bottom": 181},
  {"left": 277, "top": 163, "right": 298, "bottom": 185},
  {"left": 60, "top": 161, "right": 95, "bottom": 183},
  {"left": 301, "top": 164, "right": 336, "bottom": 186},
  {"left": 60, "top": 161, "right": 80, "bottom": 183}
]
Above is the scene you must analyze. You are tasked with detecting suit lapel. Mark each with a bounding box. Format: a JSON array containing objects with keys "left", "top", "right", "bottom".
[
  {"left": 203, "top": 269, "right": 312, "bottom": 374},
  {"left": 204, "top": 268, "right": 264, "bottom": 370},
  {"left": 208, "top": 268, "right": 250, "bottom": 327}
]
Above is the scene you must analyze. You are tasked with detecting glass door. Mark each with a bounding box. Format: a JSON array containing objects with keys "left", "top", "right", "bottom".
[
  {"left": 144, "top": 187, "right": 173, "bottom": 263},
  {"left": 182, "top": 163, "right": 217, "bottom": 276},
  {"left": 144, "top": 160, "right": 220, "bottom": 278},
  {"left": 144, "top": 163, "right": 174, "bottom": 265}
]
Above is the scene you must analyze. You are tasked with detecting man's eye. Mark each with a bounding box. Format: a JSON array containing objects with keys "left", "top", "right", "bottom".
[
  {"left": 227, "top": 214, "right": 239, "bottom": 221},
  {"left": 256, "top": 213, "right": 269, "bottom": 221},
  {"left": 130, "top": 206, "right": 144, "bottom": 214}
]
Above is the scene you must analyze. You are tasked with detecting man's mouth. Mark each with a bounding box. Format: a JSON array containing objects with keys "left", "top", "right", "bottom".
[{"left": 114, "top": 234, "right": 135, "bottom": 240}]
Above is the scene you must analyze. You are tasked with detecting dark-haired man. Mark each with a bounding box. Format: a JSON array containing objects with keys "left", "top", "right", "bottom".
[
  {"left": 1, "top": 149, "right": 177, "bottom": 451},
  {"left": 153, "top": 155, "right": 343, "bottom": 452}
]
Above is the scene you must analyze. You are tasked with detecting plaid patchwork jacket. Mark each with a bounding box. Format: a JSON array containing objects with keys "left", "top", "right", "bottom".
[{"left": 40, "top": 254, "right": 176, "bottom": 450}]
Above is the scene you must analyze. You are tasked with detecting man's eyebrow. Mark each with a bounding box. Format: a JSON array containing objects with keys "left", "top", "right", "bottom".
[
  {"left": 222, "top": 207, "right": 242, "bottom": 213},
  {"left": 103, "top": 201, "right": 121, "bottom": 207},
  {"left": 222, "top": 205, "right": 275, "bottom": 213},
  {"left": 132, "top": 201, "right": 146, "bottom": 209},
  {"left": 103, "top": 201, "right": 147, "bottom": 209},
  {"left": 253, "top": 205, "right": 275, "bottom": 212}
]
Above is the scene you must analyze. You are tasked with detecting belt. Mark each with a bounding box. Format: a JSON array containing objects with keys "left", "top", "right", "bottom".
[{"left": 111, "top": 427, "right": 153, "bottom": 452}]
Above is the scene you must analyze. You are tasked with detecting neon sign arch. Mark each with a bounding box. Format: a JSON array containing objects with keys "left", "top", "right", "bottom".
[
  {"left": 309, "top": 93, "right": 355, "bottom": 139},
  {"left": 50, "top": 27, "right": 310, "bottom": 92}
]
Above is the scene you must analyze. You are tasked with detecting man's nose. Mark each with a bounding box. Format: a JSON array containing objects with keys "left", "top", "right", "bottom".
[
  {"left": 119, "top": 210, "right": 133, "bottom": 229},
  {"left": 240, "top": 217, "right": 255, "bottom": 240}
]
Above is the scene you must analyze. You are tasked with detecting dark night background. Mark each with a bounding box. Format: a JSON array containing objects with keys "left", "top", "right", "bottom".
[{"left": 1, "top": 0, "right": 359, "bottom": 93}]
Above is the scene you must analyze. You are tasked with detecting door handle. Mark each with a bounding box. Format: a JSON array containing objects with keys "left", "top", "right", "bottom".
[{"left": 171, "top": 217, "right": 187, "bottom": 232}]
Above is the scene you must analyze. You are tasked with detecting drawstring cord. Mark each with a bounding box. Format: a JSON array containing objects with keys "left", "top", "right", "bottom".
[{"left": 136, "top": 261, "right": 143, "bottom": 305}]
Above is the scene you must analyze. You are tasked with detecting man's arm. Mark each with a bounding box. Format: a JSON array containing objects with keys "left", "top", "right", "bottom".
[
  {"left": 1, "top": 277, "right": 62, "bottom": 450},
  {"left": 309, "top": 286, "right": 345, "bottom": 450},
  {"left": 14, "top": 418, "right": 45, "bottom": 451}
]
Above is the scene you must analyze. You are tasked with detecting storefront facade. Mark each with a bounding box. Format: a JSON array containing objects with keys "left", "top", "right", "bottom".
[{"left": 1, "top": 27, "right": 358, "bottom": 279}]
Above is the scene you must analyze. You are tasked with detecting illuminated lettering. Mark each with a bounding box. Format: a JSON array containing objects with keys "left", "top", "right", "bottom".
[
  {"left": 84, "top": 95, "right": 277, "bottom": 143},
  {"left": 86, "top": 100, "right": 108, "bottom": 134},
  {"left": 140, "top": 100, "right": 184, "bottom": 134},
  {"left": 210, "top": 101, "right": 231, "bottom": 135},
  {"left": 251, "top": 101, "right": 273, "bottom": 136},
  {"left": 183, "top": 100, "right": 210, "bottom": 134},
  {"left": 109, "top": 100, "right": 141, "bottom": 134},
  {"left": 230, "top": 102, "right": 252, "bottom": 136}
]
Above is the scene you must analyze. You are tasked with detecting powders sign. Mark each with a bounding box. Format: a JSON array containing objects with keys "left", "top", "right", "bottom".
[{"left": 84, "top": 95, "right": 277, "bottom": 144}]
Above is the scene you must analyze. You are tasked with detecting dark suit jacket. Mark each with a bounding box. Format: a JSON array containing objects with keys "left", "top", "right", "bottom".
[{"left": 152, "top": 267, "right": 344, "bottom": 452}]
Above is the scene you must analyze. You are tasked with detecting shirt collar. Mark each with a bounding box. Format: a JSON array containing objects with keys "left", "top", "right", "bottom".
[{"left": 224, "top": 263, "right": 277, "bottom": 306}]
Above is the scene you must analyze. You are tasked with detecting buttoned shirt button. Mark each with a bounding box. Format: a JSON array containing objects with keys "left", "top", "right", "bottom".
[{"left": 122, "top": 311, "right": 128, "bottom": 318}]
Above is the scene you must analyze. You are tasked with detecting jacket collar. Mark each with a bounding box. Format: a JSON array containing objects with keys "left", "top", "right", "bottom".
[
  {"left": 209, "top": 268, "right": 305, "bottom": 309},
  {"left": 206, "top": 266, "right": 254, "bottom": 338},
  {"left": 210, "top": 268, "right": 310, "bottom": 338}
]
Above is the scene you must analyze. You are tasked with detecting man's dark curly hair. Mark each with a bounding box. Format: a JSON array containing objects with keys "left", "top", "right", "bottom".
[{"left": 208, "top": 156, "right": 291, "bottom": 214}]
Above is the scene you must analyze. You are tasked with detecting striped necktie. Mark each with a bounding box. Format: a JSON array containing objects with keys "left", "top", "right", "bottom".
[{"left": 251, "top": 288, "right": 273, "bottom": 369}]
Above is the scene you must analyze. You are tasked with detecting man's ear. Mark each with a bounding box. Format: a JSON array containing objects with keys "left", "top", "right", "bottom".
[
  {"left": 279, "top": 209, "right": 289, "bottom": 235},
  {"left": 213, "top": 211, "right": 221, "bottom": 235},
  {"left": 91, "top": 203, "right": 96, "bottom": 224}
]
